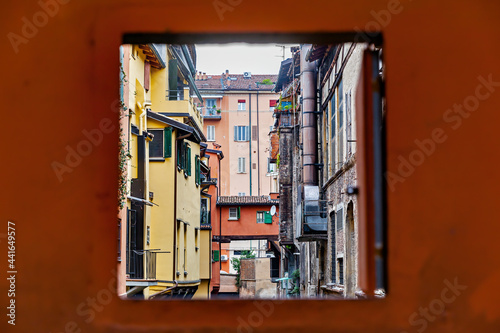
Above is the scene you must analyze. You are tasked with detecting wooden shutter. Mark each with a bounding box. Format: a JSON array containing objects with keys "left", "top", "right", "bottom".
[
  {"left": 245, "top": 126, "right": 250, "bottom": 141},
  {"left": 195, "top": 155, "right": 200, "bottom": 185},
  {"left": 264, "top": 212, "right": 272, "bottom": 224},
  {"left": 187, "top": 146, "right": 192, "bottom": 176},
  {"left": 234, "top": 126, "right": 238, "bottom": 141},
  {"left": 237, "top": 207, "right": 241, "bottom": 219},
  {"left": 144, "top": 61, "right": 151, "bottom": 91},
  {"left": 212, "top": 250, "right": 220, "bottom": 262},
  {"left": 168, "top": 59, "right": 178, "bottom": 100},
  {"left": 164, "top": 127, "right": 172, "bottom": 158}
]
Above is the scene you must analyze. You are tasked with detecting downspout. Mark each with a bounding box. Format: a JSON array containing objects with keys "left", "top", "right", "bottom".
[
  {"left": 218, "top": 155, "right": 222, "bottom": 272},
  {"left": 249, "top": 90, "right": 252, "bottom": 196},
  {"left": 256, "top": 89, "right": 261, "bottom": 196},
  {"left": 173, "top": 132, "right": 192, "bottom": 280},
  {"left": 301, "top": 44, "right": 318, "bottom": 186}
]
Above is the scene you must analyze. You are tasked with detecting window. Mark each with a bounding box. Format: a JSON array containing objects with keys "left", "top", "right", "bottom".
[
  {"left": 267, "top": 158, "right": 276, "bottom": 173},
  {"left": 234, "top": 125, "right": 250, "bottom": 141},
  {"left": 206, "top": 99, "right": 217, "bottom": 115},
  {"left": 149, "top": 129, "right": 164, "bottom": 158},
  {"left": 238, "top": 99, "right": 246, "bottom": 110},
  {"left": 207, "top": 125, "right": 215, "bottom": 141},
  {"left": 256, "top": 211, "right": 265, "bottom": 223},
  {"left": 337, "top": 258, "right": 344, "bottom": 285},
  {"left": 233, "top": 250, "right": 242, "bottom": 255},
  {"left": 257, "top": 211, "right": 272, "bottom": 224},
  {"left": 238, "top": 157, "right": 246, "bottom": 173},
  {"left": 229, "top": 207, "right": 240, "bottom": 220},
  {"left": 336, "top": 208, "right": 344, "bottom": 231},
  {"left": 176, "top": 140, "right": 191, "bottom": 176},
  {"left": 149, "top": 127, "right": 172, "bottom": 159},
  {"left": 238, "top": 192, "right": 246, "bottom": 196}
]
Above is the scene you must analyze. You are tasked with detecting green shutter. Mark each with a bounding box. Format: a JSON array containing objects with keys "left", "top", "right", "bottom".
[
  {"left": 264, "top": 212, "right": 272, "bottom": 224},
  {"left": 176, "top": 141, "right": 181, "bottom": 168},
  {"left": 180, "top": 142, "right": 186, "bottom": 169},
  {"left": 187, "top": 146, "right": 192, "bottom": 176},
  {"left": 195, "top": 155, "right": 200, "bottom": 186},
  {"left": 237, "top": 206, "right": 241, "bottom": 219},
  {"left": 164, "top": 127, "right": 172, "bottom": 158},
  {"left": 168, "top": 59, "right": 178, "bottom": 100},
  {"left": 213, "top": 250, "right": 220, "bottom": 262}
]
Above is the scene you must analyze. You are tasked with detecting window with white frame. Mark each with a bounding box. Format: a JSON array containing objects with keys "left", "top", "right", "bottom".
[
  {"left": 238, "top": 157, "right": 246, "bottom": 173},
  {"left": 234, "top": 126, "right": 249, "bottom": 141},
  {"left": 238, "top": 99, "right": 246, "bottom": 110},
  {"left": 207, "top": 125, "right": 215, "bottom": 141},
  {"left": 238, "top": 192, "right": 246, "bottom": 196},
  {"left": 229, "top": 207, "right": 239, "bottom": 220}
]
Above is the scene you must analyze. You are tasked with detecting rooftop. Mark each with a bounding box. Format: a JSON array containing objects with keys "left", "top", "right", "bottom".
[{"left": 195, "top": 72, "right": 278, "bottom": 92}]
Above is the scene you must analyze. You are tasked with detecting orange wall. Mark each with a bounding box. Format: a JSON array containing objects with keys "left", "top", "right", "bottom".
[
  {"left": 2, "top": 0, "right": 500, "bottom": 332},
  {"left": 220, "top": 205, "right": 279, "bottom": 237}
]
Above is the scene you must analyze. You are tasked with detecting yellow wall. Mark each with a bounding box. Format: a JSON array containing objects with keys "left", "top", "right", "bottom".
[{"left": 123, "top": 44, "right": 209, "bottom": 298}]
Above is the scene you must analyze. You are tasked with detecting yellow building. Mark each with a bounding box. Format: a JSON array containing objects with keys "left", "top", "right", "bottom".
[{"left": 120, "top": 44, "right": 210, "bottom": 299}]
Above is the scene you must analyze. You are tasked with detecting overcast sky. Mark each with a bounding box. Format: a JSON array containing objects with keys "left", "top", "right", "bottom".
[{"left": 195, "top": 43, "right": 297, "bottom": 75}]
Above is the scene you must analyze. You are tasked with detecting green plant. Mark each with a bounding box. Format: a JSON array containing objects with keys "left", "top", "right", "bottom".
[
  {"left": 231, "top": 250, "right": 256, "bottom": 287},
  {"left": 260, "top": 78, "right": 274, "bottom": 85},
  {"left": 288, "top": 269, "right": 301, "bottom": 296},
  {"left": 118, "top": 59, "right": 130, "bottom": 211},
  {"left": 276, "top": 153, "right": 280, "bottom": 169}
]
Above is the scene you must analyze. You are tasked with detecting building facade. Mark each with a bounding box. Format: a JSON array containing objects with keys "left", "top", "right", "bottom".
[
  {"left": 195, "top": 71, "right": 280, "bottom": 197},
  {"left": 119, "top": 44, "right": 213, "bottom": 299},
  {"left": 274, "top": 43, "right": 384, "bottom": 298}
]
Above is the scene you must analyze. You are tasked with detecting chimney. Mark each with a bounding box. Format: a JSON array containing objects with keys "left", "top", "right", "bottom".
[
  {"left": 226, "top": 69, "right": 229, "bottom": 76},
  {"left": 203, "top": 72, "right": 207, "bottom": 80}
]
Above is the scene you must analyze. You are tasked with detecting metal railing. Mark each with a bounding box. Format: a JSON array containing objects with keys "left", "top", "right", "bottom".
[{"left": 127, "top": 249, "right": 163, "bottom": 280}]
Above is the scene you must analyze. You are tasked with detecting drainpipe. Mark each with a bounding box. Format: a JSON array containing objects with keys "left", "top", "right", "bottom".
[
  {"left": 173, "top": 132, "right": 192, "bottom": 280},
  {"left": 301, "top": 44, "right": 318, "bottom": 186},
  {"left": 249, "top": 90, "right": 252, "bottom": 196},
  {"left": 256, "top": 89, "right": 260, "bottom": 196}
]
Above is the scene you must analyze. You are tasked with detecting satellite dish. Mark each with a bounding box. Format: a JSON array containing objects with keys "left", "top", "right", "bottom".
[{"left": 270, "top": 205, "right": 276, "bottom": 216}]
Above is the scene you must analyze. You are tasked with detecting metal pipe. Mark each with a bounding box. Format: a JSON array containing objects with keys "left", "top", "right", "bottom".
[
  {"left": 256, "top": 89, "right": 260, "bottom": 196},
  {"left": 249, "top": 91, "right": 252, "bottom": 196},
  {"left": 300, "top": 44, "right": 318, "bottom": 185}
]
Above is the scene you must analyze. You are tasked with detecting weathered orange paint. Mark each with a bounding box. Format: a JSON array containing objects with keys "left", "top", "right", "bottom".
[
  {"left": 1, "top": 0, "right": 500, "bottom": 332},
  {"left": 220, "top": 206, "right": 279, "bottom": 237}
]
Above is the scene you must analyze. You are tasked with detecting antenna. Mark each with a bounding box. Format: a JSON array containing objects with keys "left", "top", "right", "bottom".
[{"left": 275, "top": 44, "right": 285, "bottom": 61}]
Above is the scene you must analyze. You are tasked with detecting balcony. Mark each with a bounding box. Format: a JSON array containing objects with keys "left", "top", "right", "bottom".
[
  {"left": 126, "top": 249, "right": 159, "bottom": 280},
  {"left": 201, "top": 107, "right": 221, "bottom": 120}
]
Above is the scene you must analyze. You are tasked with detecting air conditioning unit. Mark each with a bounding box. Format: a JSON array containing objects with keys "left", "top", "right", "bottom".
[
  {"left": 220, "top": 255, "right": 228, "bottom": 262},
  {"left": 243, "top": 72, "right": 252, "bottom": 78}
]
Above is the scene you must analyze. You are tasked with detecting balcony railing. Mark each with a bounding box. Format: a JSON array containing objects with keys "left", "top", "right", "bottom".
[
  {"left": 127, "top": 249, "right": 159, "bottom": 280},
  {"left": 201, "top": 107, "right": 221, "bottom": 119}
]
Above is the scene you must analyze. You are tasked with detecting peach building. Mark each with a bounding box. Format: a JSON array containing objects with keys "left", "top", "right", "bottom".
[{"left": 194, "top": 71, "right": 280, "bottom": 197}]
